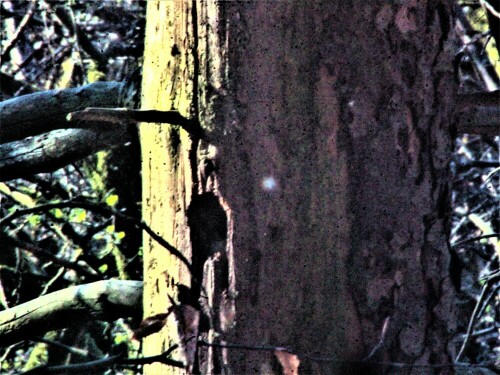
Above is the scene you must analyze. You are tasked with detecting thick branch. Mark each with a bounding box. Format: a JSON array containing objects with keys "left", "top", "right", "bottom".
[
  {"left": 0, "top": 81, "right": 123, "bottom": 143},
  {"left": 0, "top": 127, "right": 130, "bottom": 181},
  {"left": 0, "top": 280, "right": 142, "bottom": 346}
]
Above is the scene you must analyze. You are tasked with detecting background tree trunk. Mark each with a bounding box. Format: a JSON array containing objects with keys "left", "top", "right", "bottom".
[{"left": 142, "top": 1, "right": 459, "bottom": 374}]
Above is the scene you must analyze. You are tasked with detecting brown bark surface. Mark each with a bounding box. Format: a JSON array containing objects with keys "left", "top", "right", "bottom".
[
  {"left": 212, "top": 1, "right": 458, "bottom": 374},
  {"left": 142, "top": 1, "right": 459, "bottom": 374}
]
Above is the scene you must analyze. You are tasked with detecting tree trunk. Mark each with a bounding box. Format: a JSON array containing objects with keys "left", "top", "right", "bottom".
[
  {"left": 140, "top": 1, "right": 195, "bottom": 374},
  {"left": 142, "top": 1, "right": 459, "bottom": 374}
]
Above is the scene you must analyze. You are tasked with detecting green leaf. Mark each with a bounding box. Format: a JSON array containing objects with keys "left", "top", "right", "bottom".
[
  {"left": 27, "top": 215, "right": 41, "bottom": 226},
  {"left": 52, "top": 208, "right": 64, "bottom": 219},
  {"left": 115, "top": 231, "right": 126, "bottom": 241},
  {"left": 114, "top": 333, "right": 128, "bottom": 345},
  {"left": 105, "top": 194, "right": 119, "bottom": 207},
  {"left": 70, "top": 208, "right": 87, "bottom": 223}
]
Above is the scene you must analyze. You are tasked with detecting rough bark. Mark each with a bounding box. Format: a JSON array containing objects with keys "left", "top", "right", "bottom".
[
  {"left": 212, "top": 1, "right": 458, "bottom": 374},
  {"left": 0, "top": 280, "right": 142, "bottom": 346},
  {"left": 143, "top": 1, "right": 461, "bottom": 374}
]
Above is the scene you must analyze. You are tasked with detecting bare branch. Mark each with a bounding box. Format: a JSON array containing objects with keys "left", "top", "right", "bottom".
[
  {"left": 68, "top": 107, "right": 205, "bottom": 139},
  {"left": 0, "top": 2, "right": 36, "bottom": 63},
  {"left": 0, "top": 128, "right": 131, "bottom": 181},
  {"left": 0, "top": 81, "right": 124, "bottom": 143},
  {"left": 0, "top": 280, "right": 142, "bottom": 346}
]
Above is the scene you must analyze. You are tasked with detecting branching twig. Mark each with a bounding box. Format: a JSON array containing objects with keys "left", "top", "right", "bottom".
[
  {"left": 22, "top": 344, "right": 184, "bottom": 374},
  {"left": 0, "top": 199, "right": 195, "bottom": 275},
  {"left": 0, "top": 1, "right": 36, "bottom": 63},
  {"left": 456, "top": 269, "right": 500, "bottom": 362},
  {"left": 4, "top": 236, "right": 99, "bottom": 280}
]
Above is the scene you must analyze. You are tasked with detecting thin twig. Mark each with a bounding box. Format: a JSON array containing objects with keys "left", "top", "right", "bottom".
[
  {"left": 456, "top": 270, "right": 500, "bottom": 362},
  {"left": 199, "top": 340, "right": 496, "bottom": 370},
  {"left": 361, "top": 316, "right": 390, "bottom": 361},
  {"left": 451, "top": 233, "right": 499, "bottom": 248},
  {"left": 21, "top": 343, "right": 183, "bottom": 374},
  {"left": 0, "top": 199, "right": 195, "bottom": 275},
  {"left": 199, "top": 340, "right": 293, "bottom": 353},
  {"left": 120, "top": 344, "right": 183, "bottom": 367},
  {"left": 31, "top": 337, "right": 89, "bottom": 358},
  {"left": 0, "top": 1, "right": 36, "bottom": 62},
  {"left": 480, "top": 0, "right": 500, "bottom": 19},
  {"left": 5, "top": 236, "right": 99, "bottom": 280}
]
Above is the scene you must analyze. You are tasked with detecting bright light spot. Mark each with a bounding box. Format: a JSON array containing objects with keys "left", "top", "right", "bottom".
[
  {"left": 262, "top": 176, "right": 278, "bottom": 191},
  {"left": 348, "top": 100, "right": 355, "bottom": 107}
]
